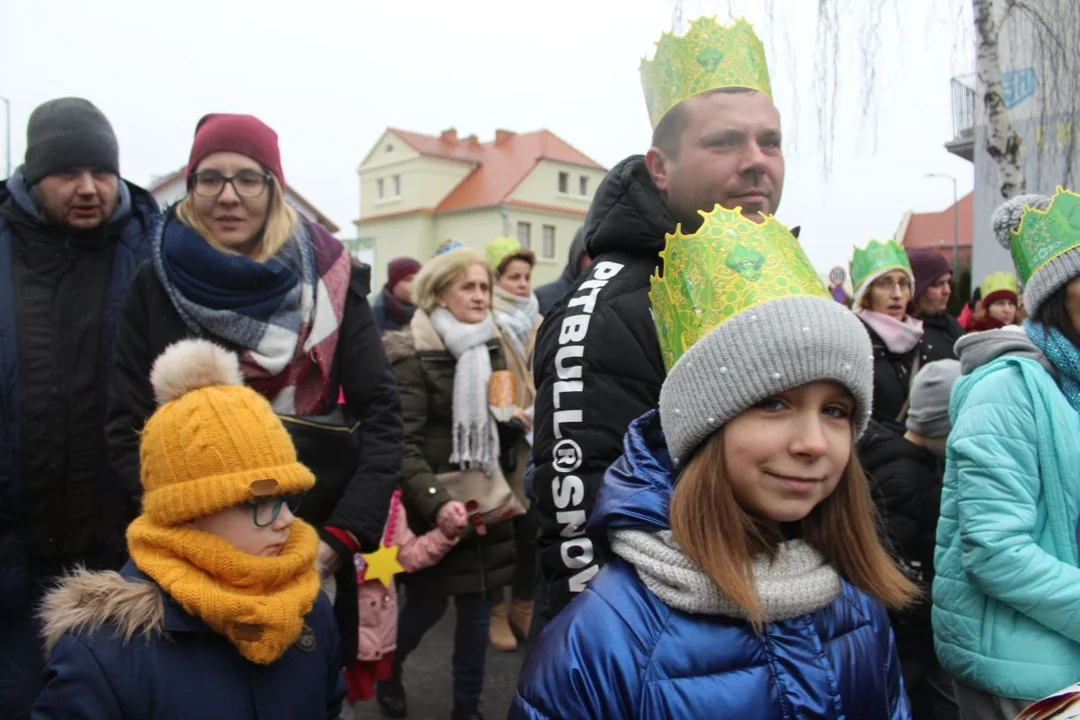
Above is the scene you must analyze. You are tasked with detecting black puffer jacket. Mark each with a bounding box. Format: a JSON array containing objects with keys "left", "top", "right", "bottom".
[
  {"left": 857, "top": 419, "right": 942, "bottom": 659},
  {"left": 531, "top": 155, "right": 674, "bottom": 623}
]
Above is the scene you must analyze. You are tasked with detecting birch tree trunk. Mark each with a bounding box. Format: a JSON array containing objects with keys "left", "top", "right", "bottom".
[{"left": 973, "top": 0, "right": 1026, "bottom": 198}]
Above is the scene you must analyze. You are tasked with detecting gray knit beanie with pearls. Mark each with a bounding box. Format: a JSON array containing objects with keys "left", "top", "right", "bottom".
[{"left": 658, "top": 295, "right": 874, "bottom": 466}]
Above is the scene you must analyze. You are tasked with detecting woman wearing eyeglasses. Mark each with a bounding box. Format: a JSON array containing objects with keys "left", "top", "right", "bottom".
[
  {"left": 107, "top": 114, "right": 403, "bottom": 664},
  {"left": 849, "top": 240, "right": 925, "bottom": 430}
]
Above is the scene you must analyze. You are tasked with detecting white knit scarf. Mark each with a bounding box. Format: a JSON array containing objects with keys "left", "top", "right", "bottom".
[
  {"left": 492, "top": 286, "right": 539, "bottom": 363},
  {"left": 428, "top": 308, "right": 500, "bottom": 474},
  {"left": 610, "top": 530, "right": 842, "bottom": 621}
]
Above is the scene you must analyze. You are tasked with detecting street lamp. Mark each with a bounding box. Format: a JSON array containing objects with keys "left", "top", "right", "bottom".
[{"left": 925, "top": 172, "right": 960, "bottom": 273}]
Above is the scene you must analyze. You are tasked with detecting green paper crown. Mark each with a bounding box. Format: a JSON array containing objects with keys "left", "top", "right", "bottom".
[
  {"left": 650, "top": 205, "right": 828, "bottom": 371},
  {"left": 1010, "top": 187, "right": 1080, "bottom": 285},
  {"left": 980, "top": 271, "right": 1018, "bottom": 299},
  {"left": 640, "top": 16, "right": 772, "bottom": 129},
  {"left": 850, "top": 239, "right": 912, "bottom": 292},
  {"left": 486, "top": 236, "right": 522, "bottom": 270}
]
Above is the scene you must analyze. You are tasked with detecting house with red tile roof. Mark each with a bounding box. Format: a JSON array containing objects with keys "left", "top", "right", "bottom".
[
  {"left": 356, "top": 127, "right": 607, "bottom": 290},
  {"left": 894, "top": 191, "right": 974, "bottom": 270}
]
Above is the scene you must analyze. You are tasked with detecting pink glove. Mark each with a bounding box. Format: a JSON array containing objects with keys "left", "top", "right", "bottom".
[{"left": 436, "top": 501, "right": 468, "bottom": 538}]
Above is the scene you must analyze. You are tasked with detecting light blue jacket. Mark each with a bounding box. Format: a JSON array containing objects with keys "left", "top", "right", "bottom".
[{"left": 933, "top": 332, "right": 1080, "bottom": 701}]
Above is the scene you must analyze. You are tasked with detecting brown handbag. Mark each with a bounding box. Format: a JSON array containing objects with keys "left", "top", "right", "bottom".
[{"left": 435, "top": 465, "right": 526, "bottom": 528}]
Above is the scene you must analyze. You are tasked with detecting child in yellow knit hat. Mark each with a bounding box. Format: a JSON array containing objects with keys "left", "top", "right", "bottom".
[{"left": 31, "top": 339, "right": 345, "bottom": 719}]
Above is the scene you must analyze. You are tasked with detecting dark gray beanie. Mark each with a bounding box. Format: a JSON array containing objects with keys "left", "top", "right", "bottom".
[
  {"left": 906, "top": 359, "right": 962, "bottom": 438},
  {"left": 658, "top": 296, "right": 875, "bottom": 466},
  {"left": 23, "top": 98, "right": 119, "bottom": 187}
]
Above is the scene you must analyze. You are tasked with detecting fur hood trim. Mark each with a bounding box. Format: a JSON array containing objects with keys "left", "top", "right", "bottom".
[
  {"left": 38, "top": 568, "right": 165, "bottom": 656},
  {"left": 383, "top": 310, "right": 446, "bottom": 362}
]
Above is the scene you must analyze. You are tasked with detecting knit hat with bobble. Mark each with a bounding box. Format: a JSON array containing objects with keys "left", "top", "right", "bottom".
[{"left": 140, "top": 339, "right": 315, "bottom": 526}]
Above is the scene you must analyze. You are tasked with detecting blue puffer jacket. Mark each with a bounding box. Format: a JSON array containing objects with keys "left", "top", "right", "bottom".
[
  {"left": 512, "top": 411, "right": 909, "bottom": 720},
  {"left": 933, "top": 329, "right": 1080, "bottom": 701},
  {"left": 0, "top": 168, "right": 157, "bottom": 608},
  {"left": 32, "top": 561, "right": 345, "bottom": 719}
]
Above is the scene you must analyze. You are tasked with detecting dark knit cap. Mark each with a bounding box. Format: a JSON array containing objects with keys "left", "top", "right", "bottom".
[
  {"left": 907, "top": 248, "right": 953, "bottom": 302},
  {"left": 387, "top": 257, "right": 421, "bottom": 290},
  {"left": 23, "top": 98, "right": 120, "bottom": 187},
  {"left": 186, "top": 114, "right": 285, "bottom": 189}
]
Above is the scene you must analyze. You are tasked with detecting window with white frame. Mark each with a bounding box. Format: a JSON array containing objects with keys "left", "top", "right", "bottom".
[
  {"left": 517, "top": 221, "right": 532, "bottom": 249},
  {"left": 558, "top": 171, "right": 569, "bottom": 194},
  {"left": 376, "top": 178, "right": 385, "bottom": 200},
  {"left": 393, "top": 175, "right": 401, "bottom": 197},
  {"left": 542, "top": 225, "right": 556, "bottom": 258},
  {"left": 579, "top": 175, "right": 589, "bottom": 196}
]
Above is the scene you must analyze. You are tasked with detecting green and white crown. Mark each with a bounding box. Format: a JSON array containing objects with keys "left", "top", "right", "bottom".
[
  {"left": 650, "top": 204, "right": 828, "bottom": 372},
  {"left": 849, "top": 239, "right": 912, "bottom": 296},
  {"left": 640, "top": 17, "right": 772, "bottom": 129}
]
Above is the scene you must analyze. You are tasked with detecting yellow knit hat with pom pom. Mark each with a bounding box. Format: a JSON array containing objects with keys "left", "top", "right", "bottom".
[{"left": 140, "top": 339, "right": 315, "bottom": 526}]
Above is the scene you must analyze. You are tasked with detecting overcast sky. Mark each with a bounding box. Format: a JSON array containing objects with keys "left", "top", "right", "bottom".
[{"left": 3, "top": 0, "right": 976, "bottom": 274}]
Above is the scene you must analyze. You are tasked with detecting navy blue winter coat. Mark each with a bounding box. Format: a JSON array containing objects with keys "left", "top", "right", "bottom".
[
  {"left": 32, "top": 561, "right": 346, "bottom": 719},
  {"left": 512, "top": 411, "right": 910, "bottom": 720},
  {"left": 0, "top": 169, "right": 157, "bottom": 608}
]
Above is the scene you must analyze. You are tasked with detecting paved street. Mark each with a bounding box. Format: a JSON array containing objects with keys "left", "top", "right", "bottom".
[{"left": 350, "top": 609, "right": 526, "bottom": 720}]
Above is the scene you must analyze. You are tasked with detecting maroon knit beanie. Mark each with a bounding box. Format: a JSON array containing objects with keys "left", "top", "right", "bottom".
[
  {"left": 387, "top": 257, "right": 421, "bottom": 290},
  {"left": 907, "top": 248, "right": 952, "bottom": 302},
  {"left": 981, "top": 289, "right": 1019, "bottom": 310},
  {"left": 186, "top": 114, "right": 285, "bottom": 190}
]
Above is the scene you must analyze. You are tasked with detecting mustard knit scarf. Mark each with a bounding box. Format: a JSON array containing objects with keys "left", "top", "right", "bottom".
[{"left": 127, "top": 515, "right": 321, "bottom": 665}]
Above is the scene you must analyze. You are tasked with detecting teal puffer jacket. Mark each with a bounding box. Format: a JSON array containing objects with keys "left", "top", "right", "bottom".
[{"left": 933, "top": 354, "right": 1080, "bottom": 701}]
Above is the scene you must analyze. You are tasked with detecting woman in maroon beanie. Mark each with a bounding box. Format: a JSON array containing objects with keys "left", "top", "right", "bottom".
[{"left": 106, "top": 113, "right": 404, "bottom": 664}]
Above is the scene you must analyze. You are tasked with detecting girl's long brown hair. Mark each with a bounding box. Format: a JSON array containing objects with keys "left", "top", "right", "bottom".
[{"left": 669, "top": 432, "right": 917, "bottom": 628}]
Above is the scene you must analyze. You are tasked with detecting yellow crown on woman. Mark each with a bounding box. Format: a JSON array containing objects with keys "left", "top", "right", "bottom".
[
  {"left": 650, "top": 205, "right": 827, "bottom": 371},
  {"left": 640, "top": 17, "right": 772, "bottom": 129}
]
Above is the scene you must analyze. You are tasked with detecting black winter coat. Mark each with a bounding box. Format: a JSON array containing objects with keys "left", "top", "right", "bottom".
[
  {"left": 384, "top": 311, "right": 516, "bottom": 597},
  {"left": 531, "top": 156, "right": 674, "bottom": 622},
  {"left": 107, "top": 258, "right": 403, "bottom": 555},
  {"left": 857, "top": 419, "right": 943, "bottom": 660},
  {"left": 861, "top": 321, "right": 922, "bottom": 431},
  {"left": 919, "top": 312, "right": 965, "bottom": 363}
]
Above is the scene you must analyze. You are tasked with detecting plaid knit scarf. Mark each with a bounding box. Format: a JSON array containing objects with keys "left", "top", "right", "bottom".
[{"left": 153, "top": 211, "right": 351, "bottom": 414}]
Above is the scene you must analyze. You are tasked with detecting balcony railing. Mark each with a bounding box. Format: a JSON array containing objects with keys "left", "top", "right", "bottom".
[{"left": 951, "top": 75, "right": 976, "bottom": 142}]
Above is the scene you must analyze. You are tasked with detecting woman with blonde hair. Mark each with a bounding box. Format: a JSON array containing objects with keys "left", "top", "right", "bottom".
[
  {"left": 378, "top": 247, "right": 518, "bottom": 720},
  {"left": 484, "top": 236, "right": 542, "bottom": 652},
  {"left": 513, "top": 207, "right": 914, "bottom": 719},
  {"left": 107, "top": 114, "right": 402, "bottom": 665}
]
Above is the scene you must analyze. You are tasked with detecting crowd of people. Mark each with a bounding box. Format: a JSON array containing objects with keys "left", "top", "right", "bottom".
[{"left": 2, "top": 14, "right": 1080, "bottom": 720}]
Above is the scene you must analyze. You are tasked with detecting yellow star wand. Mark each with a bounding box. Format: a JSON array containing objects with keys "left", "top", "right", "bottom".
[{"left": 360, "top": 543, "right": 405, "bottom": 588}]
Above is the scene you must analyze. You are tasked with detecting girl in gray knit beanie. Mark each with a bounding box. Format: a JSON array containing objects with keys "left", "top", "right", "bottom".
[{"left": 513, "top": 204, "right": 917, "bottom": 720}]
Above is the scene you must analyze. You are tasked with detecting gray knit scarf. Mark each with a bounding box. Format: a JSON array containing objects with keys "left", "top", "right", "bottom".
[
  {"left": 610, "top": 530, "right": 842, "bottom": 621},
  {"left": 428, "top": 308, "right": 500, "bottom": 474},
  {"left": 492, "top": 286, "right": 539, "bottom": 363}
]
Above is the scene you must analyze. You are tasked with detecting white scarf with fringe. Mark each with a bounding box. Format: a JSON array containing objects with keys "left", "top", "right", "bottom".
[{"left": 428, "top": 308, "right": 500, "bottom": 474}]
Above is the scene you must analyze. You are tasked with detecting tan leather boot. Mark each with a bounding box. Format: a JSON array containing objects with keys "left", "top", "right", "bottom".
[
  {"left": 509, "top": 599, "right": 533, "bottom": 644},
  {"left": 489, "top": 601, "right": 517, "bottom": 652}
]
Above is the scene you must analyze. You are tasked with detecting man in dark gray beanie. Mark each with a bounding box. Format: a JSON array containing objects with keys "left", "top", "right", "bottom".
[{"left": 0, "top": 97, "right": 159, "bottom": 719}]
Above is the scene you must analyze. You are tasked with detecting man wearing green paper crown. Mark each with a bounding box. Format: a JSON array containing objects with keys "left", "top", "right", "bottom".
[
  {"left": 531, "top": 16, "right": 793, "bottom": 636},
  {"left": 929, "top": 188, "right": 1080, "bottom": 717}
]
